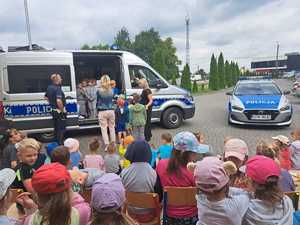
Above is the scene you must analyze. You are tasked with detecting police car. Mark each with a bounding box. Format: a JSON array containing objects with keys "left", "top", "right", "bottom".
[{"left": 227, "top": 77, "right": 292, "bottom": 126}]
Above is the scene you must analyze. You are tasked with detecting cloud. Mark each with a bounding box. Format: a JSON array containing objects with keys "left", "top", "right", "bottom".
[{"left": 0, "top": 0, "right": 299, "bottom": 71}]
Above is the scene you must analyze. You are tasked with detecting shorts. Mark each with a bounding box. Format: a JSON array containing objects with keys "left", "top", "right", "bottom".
[
  {"left": 116, "top": 123, "right": 126, "bottom": 132},
  {"left": 166, "top": 215, "right": 198, "bottom": 225}
]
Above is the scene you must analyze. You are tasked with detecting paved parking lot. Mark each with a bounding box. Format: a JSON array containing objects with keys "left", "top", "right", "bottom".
[{"left": 67, "top": 79, "right": 300, "bottom": 156}]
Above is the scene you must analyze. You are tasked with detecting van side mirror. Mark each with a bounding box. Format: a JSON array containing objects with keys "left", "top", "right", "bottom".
[
  {"left": 283, "top": 90, "right": 291, "bottom": 95},
  {"left": 226, "top": 91, "right": 233, "bottom": 96}
]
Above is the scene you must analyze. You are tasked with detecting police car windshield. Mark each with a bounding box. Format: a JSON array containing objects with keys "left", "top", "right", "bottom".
[{"left": 234, "top": 82, "right": 281, "bottom": 96}]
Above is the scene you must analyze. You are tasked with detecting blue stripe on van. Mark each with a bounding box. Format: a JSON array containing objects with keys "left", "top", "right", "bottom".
[
  {"left": 152, "top": 98, "right": 193, "bottom": 107},
  {"left": 4, "top": 103, "right": 77, "bottom": 117}
]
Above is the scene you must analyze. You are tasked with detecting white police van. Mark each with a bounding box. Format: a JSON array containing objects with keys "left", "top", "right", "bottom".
[
  {"left": 226, "top": 77, "right": 292, "bottom": 126},
  {"left": 0, "top": 50, "right": 195, "bottom": 141}
]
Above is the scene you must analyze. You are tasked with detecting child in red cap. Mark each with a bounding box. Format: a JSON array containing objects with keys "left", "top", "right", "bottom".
[{"left": 23, "top": 163, "right": 80, "bottom": 225}]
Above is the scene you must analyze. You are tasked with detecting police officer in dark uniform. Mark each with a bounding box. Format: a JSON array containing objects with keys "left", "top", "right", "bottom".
[{"left": 45, "top": 74, "right": 67, "bottom": 144}]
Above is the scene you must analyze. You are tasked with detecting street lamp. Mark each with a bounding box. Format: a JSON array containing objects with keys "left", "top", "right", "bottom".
[{"left": 24, "top": 0, "right": 32, "bottom": 50}]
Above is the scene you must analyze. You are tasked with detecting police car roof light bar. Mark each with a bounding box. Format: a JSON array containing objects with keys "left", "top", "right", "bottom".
[{"left": 239, "top": 76, "right": 272, "bottom": 81}]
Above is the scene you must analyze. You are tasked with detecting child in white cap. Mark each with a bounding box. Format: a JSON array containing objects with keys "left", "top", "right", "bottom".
[{"left": 272, "top": 135, "right": 291, "bottom": 170}]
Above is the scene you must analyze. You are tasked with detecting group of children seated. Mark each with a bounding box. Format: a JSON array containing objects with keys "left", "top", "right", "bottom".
[
  {"left": 1, "top": 127, "right": 300, "bottom": 225},
  {"left": 76, "top": 79, "right": 120, "bottom": 119}
]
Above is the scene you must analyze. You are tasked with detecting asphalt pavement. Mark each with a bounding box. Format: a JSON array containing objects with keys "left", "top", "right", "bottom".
[{"left": 68, "top": 79, "right": 300, "bottom": 156}]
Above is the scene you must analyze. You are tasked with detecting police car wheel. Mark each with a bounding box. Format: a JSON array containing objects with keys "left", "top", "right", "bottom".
[
  {"left": 162, "top": 107, "right": 183, "bottom": 129},
  {"left": 37, "top": 132, "right": 55, "bottom": 143}
]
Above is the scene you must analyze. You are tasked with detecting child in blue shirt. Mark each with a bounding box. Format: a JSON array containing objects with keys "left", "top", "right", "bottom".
[
  {"left": 157, "top": 133, "right": 173, "bottom": 160},
  {"left": 64, "top": 138, "right": 82, "bottom": 169}
]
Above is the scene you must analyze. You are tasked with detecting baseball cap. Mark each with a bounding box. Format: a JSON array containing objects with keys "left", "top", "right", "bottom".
[
  {"left": 64, "top": 138, "right": 80, "bottom": 153},
  {"left": 91, "top": 173, "right": 125, "bottom": 212},
  {"left": 173, "top": 131, "right": 209, "bottom": 154},
  {"left": 272, "top": 135, "right": 289, "bottom": 145},
  {"left": 224, "top": 138, "right": 248, "bottom": 161},
  {"left": 32, "top": 163, "right": 71, "bottom": 194},
  {"left": 246, "top": 155, "right": 280, "bottom": 185},
  {"left": 194, "top": 157, "right": 229, "bottom": 192},
  {"left": 46, "top": 142, "right": 59, "bottom": 157},
  {"left": 125, "top": 140, "right": 152, "bottom": 163},
  {"left": 0, "top": 168, "right": 16, "bottom": 199}
]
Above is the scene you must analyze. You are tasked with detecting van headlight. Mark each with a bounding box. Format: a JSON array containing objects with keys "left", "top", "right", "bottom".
[{"left": 186, "top": 93, "right": 194, "bottom": 102}]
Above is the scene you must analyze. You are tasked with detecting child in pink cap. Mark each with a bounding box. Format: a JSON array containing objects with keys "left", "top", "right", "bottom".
[
  {"left": 194, "top": 156, "right": 250, "bottom": 225},
  {"left": 243, "top": 155, "right": 294, "bottom": 225}
]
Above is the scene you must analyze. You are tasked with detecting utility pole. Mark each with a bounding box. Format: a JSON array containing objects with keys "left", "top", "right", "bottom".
[
  {"left": 275, "top": 42, "right": 279, "bottom": 78},
  {"left": 185, "top": 15, "right": 190, "bottom": 67},
  {"left": 24, "top": 0, "right": 32, "bottom": 50}
]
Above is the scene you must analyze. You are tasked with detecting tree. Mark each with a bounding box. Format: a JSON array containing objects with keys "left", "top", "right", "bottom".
[
  {"left": 114, "top": 27, "right": 132, "bottom": 51},
  {"left": 133, "top": 28, "right": 160, "bottom": 65},
  {"left": 80, "top": 43, "right": 109, "bottom": 50},
  {"left": 152, "top": 37, "right": 180, "bottom": 81},
  {"left": 224, "top": 60, "right": 231, "bottom": 87},
  {"left": 230, "top": 61, "right": 236, "bottom": 86},
  {"left": 192, "top": 80, "right": 198, "bottom": 93},
  {"left": 218, "top": 52, "right": 225, "bottom": 89},
  {"left": 209, "top": 54, "right": 218, "bottom": 90},
  {"left": 181, "top": 64, "right": 191, "bottom": 91}
]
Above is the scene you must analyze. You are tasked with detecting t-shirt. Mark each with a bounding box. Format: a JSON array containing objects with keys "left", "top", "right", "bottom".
[
  {"left": 156, "top": 159, "right": 197, "bottom": 218},
  {"left": 12, "top": 163, "right": 35, "bottom": 191},
  {"left": 70, "top": 152, "right": 82, "bottom": 168},
  {"left": 1, "top": 143, "right": 18, "bottom": 169},
  {"left": 0, "top": 216, "right": 18, "bottom": 225},
  {"left": 158, "top": 144, "right": 173, "bottom": 159},
  {"left": 32, "top": 153, "right": 46, "bottom": 170},
  {"left": 83, "top": 154, "right": 105, "bottom": 170},
  {"left": 196, "top": 187, "right": 250, "bottom": 225},
  {"left": 45, "top": 84, "right": 66, "bottom": 109},
  {"left": 279, "top": 169, "right": 295, "bottom": 192},
  {"left": 104, "top": 153, "right": 121, "bottom": 173},
  {"left": 279, "top": 148, "right": 292, "bottom": 170}
]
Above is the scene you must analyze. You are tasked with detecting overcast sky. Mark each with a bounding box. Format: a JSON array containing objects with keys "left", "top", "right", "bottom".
[{"left": 1, "top": 0, "right": 300, "bottom": 71}]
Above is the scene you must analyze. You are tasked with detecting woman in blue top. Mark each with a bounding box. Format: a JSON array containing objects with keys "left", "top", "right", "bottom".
[{"left": 96, "top": 75, "right": 116, "bottom": 147}]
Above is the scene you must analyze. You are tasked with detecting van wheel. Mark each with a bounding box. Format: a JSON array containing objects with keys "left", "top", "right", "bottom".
[
  {"left": 36, "top": 132, "right": 55, "bottom": 143},
  {"left": 162, "top": 107, "right": 183, "bottom": 129}
]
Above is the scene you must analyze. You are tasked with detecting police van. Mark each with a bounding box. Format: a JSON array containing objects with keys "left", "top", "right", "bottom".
[
  {"left": 226, "top": 77, "right": 292, "bottom": 126},
  {"left": 0, "top": 49, "right": 195, "bottom": 141}
]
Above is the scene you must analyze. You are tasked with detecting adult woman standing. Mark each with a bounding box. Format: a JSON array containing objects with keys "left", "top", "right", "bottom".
[
  {"left": 139, "top": 78, "right": 153, "bottom": 141},
  {"left": 96, "top": 75, "right": 116, "bottom": 147}
]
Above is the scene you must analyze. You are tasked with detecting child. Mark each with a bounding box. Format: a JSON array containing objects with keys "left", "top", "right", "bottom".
[
  {"left": 121, "top": 140, "right": 157, "bottom": 223},
  {"left": 86, "top": 79, "right": 97, "bottom": 119},
  {"left": 243, "top": 155, "right": 294, "bottom": 225},
  {"left": 83, "top": 139, "right": 105, "bottom": 171},
  {"left": 12, "top": 138, "right": 39, "bottom": 193},
  {"left": 90, "top": 173, "right": 130, "bottom": 225},
  {"left": 194, "top": 157, "right": 250, "bottom": 225},
  {"left": 290, "top": 129, "right": 300, "bottom": 169},
  {"left": 32, "top": 141, "right": 46, "bottom": 170},
  {"left": 64, "top": 138, "right": 82, "bottom": 169},
  {"left": 44, "top": 142, "right": 59, "bottom": 164},
  {"left": 272, "top": 135, "right": 291, "bottom": 170},
  {"left": 69, "top": 167, "right": 105, "bottom": 189},
  {"left": 256, "top": 143, "right": 295, "bottom": 192},
  {"left": 50, "top": 146, "right": 71, "bottom": 167},
  {"left": 157, "top": 133, "right": 173, "bottom": 160},
  {"left": 111, "top": 80, "right": 120, "bottom": 96},
  {"left": 129, "top": 93, "right": 146, "bottom": 140},
  {"left": 23, "top": 163, "right": 80, "bottom": 225},
  {"left": 0, "top": 168, "right": 18, "bottom": 225},
  {"left": 115, "top": 97, "right": 129, "bottom": 142},
  {"left": 2, "top": 128, "right": 23, "bottom": 169},
  {"left": 223, "top": 138, "right": 248, "bottom": 188},
  {"left": 119, "top": 135, "right": 134, "bottom": 169},
  {"left": 104, "top": 142, "right": 121, "bottom": 174},
  {"left": 149, "top": 143, "right": 159, "bottom": 169},
  {"left": 77, "top": 82, "right": 88, "bottom": 118}
]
